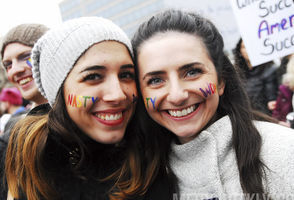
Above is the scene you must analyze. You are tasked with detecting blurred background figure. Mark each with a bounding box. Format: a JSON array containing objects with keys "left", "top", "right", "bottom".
[
  {"left": 276, "top": 54, "right": 294, "bottom": 86},
  {"left": 273, "top": 56, "right": 294, "bottom": 127},
  {"left": 233, "top": 38, "right": 278, "bottom": 115},
  {"left": 0, "top": 87, "right": 25, "bottom": 134}
]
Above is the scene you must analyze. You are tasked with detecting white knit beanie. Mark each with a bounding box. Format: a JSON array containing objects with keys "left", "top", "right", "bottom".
[{"left": 32, "top": 17, "right": 133, "bottom": 106}]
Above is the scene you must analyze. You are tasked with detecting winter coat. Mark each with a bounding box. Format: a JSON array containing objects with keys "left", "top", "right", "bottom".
[
  {"left": 0, "top": 104, "right": 172, "bottom": 200},
  {"left": 272, "top": 84, "right": 293, "bottom": 121},
  {"left": 244, "top": 64, "right": 278, "bottom": 115},
  {"left": 170, "top": 116, "right": 294, "bottom": 199}
]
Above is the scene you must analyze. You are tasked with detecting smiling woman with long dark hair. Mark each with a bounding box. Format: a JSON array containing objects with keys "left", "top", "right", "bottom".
[{"left": 132, "top": 9, "right": 294, "bottom": 200}]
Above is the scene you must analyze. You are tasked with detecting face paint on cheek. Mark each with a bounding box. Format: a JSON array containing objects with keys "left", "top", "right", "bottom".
[
  {"left": 145, "top": 97, "right": 156, "bottom": 109},
  {"left": 83, "top": 96, "right": 91, "bottom": 107},
  {"left": 67, "top": 94, "right": 99, "bottom": 108},
  {"left": 199, "top": 83, "right": 218, "bottom": 98},
  {"left": 26, "top": 58, "right": 32, "bottom": 67}
]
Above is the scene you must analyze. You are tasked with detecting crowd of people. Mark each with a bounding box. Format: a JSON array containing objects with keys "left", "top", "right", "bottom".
[{"left": 0, "top": 9, "right": 294, "bottom": 200}]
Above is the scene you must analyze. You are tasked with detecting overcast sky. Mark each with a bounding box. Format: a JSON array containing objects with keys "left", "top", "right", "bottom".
[{"left": 0, "top": 0, "right": 63, "bottom": 37}]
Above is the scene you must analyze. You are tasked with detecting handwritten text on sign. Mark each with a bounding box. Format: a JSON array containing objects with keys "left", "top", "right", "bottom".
[{"left": 230, "top": 0, "right": 294, "bottom": 66}]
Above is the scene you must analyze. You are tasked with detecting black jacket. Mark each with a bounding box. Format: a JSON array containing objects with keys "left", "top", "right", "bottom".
[
  {"left": 243, "top": 63, "right": 278, "bottom": 114},
  {"left": 0, "top": 104, "right": 172, "bottom": 200}
]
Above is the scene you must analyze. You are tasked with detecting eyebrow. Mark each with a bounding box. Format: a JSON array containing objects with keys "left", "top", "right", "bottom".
[
  {"left": 142, "top": 62, "right": 205, "bottom": 80},
  {"left": 142, "top": 70, "right": 166, "bottom": 80},
  {"left": 80, "top": 64, "right": 134, "bottom": 73},
  {"left": 2, "top": 51, "right": 31, "bottom": 64},
  {"left": 80, "top": 65, "right": 106, "bottom": 73},
  {"left": 17, "top": 51, "right": 31, "bottom": 60},
  {"left": 120, "top": 64, "right": 134, "bottom": 70},
  {"left": 178, "top": 62, "right": 205, "bottom": 72}
]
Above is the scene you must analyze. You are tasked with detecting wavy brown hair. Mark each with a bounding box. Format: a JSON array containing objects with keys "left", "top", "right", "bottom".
[{"left": 5, "top": 88, "right": 161, "bottom": 200}]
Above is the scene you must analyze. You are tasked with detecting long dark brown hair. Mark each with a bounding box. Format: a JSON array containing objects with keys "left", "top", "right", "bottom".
[
  {"left": 132, "top": 9, "right": 270, "bottom": 199},
  {"left": 5, "top": 87, "right": 161, "bottom": 200}
]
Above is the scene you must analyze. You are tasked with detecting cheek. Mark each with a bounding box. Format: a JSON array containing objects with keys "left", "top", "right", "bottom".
[
  {"left": 198, "top": 82, "right": 219, "bottom": 98},
  {"left": 141, "top": 89, "right": 161, "bottom": 111},
  {"left": 7, "top": 71, "right": 14, "bottom": 82}
]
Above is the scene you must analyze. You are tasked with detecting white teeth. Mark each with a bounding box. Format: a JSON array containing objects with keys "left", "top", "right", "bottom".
[
  {"left": 187, "top": 107, "right": 191, "bottom": 113},
  {"left": 19, "top": 77, "right": 32, "bottom": 85},
  {"left": 168, "top": 105, "right": 197, "bottom": 117},
  {"left": 96, "top": 112, "right": 122, "bottom": 121}
]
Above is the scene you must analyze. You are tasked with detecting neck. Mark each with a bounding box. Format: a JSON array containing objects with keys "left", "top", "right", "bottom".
[{"left": 31, "top": 95, "right": 48, "bottom": 108}]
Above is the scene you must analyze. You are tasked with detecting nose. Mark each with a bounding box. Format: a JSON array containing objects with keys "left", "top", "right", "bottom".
[
  {"left": 166, "top": 79, "right": 188, "bottom": 106},
  {"left": 102, "top": 76, "right": 127, "bottom": 103},
  {"left": 7, "top": 61, "right": 26, "bottom": 82}
]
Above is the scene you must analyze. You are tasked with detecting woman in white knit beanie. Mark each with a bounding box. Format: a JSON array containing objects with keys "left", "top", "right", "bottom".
[{"left": 4, "top": 17, "right": 169, "bottom": 200}]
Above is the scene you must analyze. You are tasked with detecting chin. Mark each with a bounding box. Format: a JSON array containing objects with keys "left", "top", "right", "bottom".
[{"left": 92, "top": 132, "right": 125, "bottom": 144}]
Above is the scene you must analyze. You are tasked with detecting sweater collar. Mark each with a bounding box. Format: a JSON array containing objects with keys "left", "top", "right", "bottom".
[{"left": 171, "top": 115, "right": 233, "bottom": 158}]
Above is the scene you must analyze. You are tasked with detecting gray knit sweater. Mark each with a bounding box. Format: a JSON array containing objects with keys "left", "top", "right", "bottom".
[{"left": 170, "top": 116, "right": 294, "bottom": 200}]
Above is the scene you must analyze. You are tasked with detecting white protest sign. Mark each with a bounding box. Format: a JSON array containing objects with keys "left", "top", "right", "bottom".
[
  {"left": 165, "top": 0, "right": 240, "bottom": 51},
  {"left": 230, "top": 0, "right": 294, "bottom": 66}
]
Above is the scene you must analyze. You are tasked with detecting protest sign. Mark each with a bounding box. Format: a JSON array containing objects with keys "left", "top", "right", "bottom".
[{"left": 230, "top": 0, "right": 294, "bottom": 66}]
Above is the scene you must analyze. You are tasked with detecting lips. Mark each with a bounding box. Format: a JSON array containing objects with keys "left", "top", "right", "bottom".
[
  {"left": 93, "top": 109, "right": 125, "bottom": 126},
  {"left": 165, "top": 103, "right": 200, "bottom": 119}
]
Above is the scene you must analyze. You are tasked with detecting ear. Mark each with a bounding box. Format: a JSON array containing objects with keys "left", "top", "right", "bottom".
[{"left": 217, "top": 80, "right": 225, "bottom": 96}]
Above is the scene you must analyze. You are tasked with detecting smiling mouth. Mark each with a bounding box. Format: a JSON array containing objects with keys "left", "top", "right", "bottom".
[
  {"left": 18, "top": 77, "right": 33, "bottom": 85},
  {"left": 167, "top": 103, "right": 200, "bottom": 118},
  {"left": 95, "top": 112, "right": 123, "bottom": 121}
]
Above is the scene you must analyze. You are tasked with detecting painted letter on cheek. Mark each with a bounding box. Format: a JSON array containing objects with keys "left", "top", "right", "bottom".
[
  {"left": 92, "top": 97, "right": 99, "bottom": 104},
  {"left": 72, "top": 95, "right": 77, "bottom": 107},
  {"left": 209, "top": 83, "right": 217, "bottom": 94},
  {"left": 83, "top": 96, "right": 91, "bottom": 107},
  {"left": 146, "top": 97, "right": 151, "bottom": 108},
  {"left": 68, "top": 94, "right": 73, "bottom": 106},
  {"left": 150, "top": 97, "right": 156, "bottom": 109},
  {"left": 77, "top": 96, "right": 83, "bottom": 108},
  {"left": 199, "top": 83, "right": 214, "bottom": 98}
]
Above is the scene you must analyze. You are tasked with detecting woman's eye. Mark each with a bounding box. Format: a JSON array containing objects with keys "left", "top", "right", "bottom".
[
  {"left": 147, "top": 77, "right": 163, "bottom": 86},
  {"left": 83, "top": 73, "right": 102, "bottom": 81},
  {"left": 185, "top": 68, "right": 202, "bottom": 78},
  {"left": 3, "top": 63, "right": 12, "bottom": 71},
  {"left": 119, "top": 71, "right": 135, "bottom": 80}
]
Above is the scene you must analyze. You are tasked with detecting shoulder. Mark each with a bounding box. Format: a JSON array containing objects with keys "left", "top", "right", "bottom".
[
  {"left": 254, "top": 121, "right": 294, "bottom": 155},
  {"left": 254, "top": 121, "right": 294, "bottom": 192},
  {"left": 28, "top": 103, "right": 51, "bottom": 116}
]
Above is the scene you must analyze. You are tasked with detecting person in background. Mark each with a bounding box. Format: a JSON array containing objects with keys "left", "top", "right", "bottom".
[
  {"left": 0, "top": 24, "right": 49, "bottom": 198},
  {"left": 276, "top": 54, "right": 294, "bottom": 85},
  {"left": 0, "top": 87, "right": 26, "bottom": 134},
  {"left": 1, "top": 23, "right": 49, "bottom": 107},
  {"left": 132, "top": 9, "right": 294, "bottom": 199},
  {"left": 233, "top": 38, "right": 278, "bottom": 115},
  {"left": 273, "top": 55, "right": 294, "bottom": 125}
]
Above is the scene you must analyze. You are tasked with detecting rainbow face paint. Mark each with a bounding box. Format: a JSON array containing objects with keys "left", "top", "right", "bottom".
[
  {"left": 67, "top": 94, "right": 99, "bottom": 107},
  {"left": 146, "top": 97, "right": 156, "bottom": 109},
  {"left": 26, "top": 58, "right": 32, "bottom": 67},
  {"left": 199, "top": 83, "right": 217, "bottom": 98}
]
